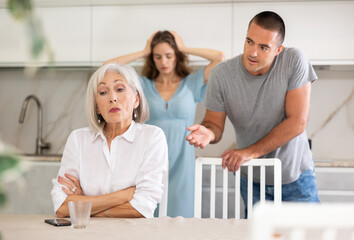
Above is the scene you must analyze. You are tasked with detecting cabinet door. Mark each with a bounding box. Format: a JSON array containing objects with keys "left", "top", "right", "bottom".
[
  {"left": 0, "top": 161, "right": 61, "bottom": 214},
  {"left": 36, "top": 7, "right": 91, "bottom": 65},
  {"left": 232, "top": 1, "right": 354, "bottom": 64},
  {"left": 92, "top": 4, "right": 232, "bottom": 65},
  {"left": 0, "top": 7, "right": 91, "bottom": 66},
  {"left": 316, "top": 167, "right": 354, "bottom": 202},
  {"left": 0, "top": 9, "right": 29, "bottom": 65}
]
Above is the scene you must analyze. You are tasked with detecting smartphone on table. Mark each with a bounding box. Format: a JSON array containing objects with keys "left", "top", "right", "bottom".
[{"left": 45, "top": 219, "right": 71, "bottom": 227}]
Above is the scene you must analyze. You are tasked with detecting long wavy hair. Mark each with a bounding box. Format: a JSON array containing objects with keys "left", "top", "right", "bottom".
[{"left": 141, "top": 31, "right": 191, "bottom": 80}]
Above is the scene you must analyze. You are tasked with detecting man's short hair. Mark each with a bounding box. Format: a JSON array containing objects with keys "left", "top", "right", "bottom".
[{"left": 249, "top": 11, "right": 285, "bottom": 45}]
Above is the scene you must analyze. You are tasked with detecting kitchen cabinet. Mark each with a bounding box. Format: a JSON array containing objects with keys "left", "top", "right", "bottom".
[
  {"left": 0, "top": 7, "right": 91, "bottom": 66},
  {"left": 232, "top": 1, "right": 354, "bottom": 65},
  {"left": 316, "top": 167, "right": 354, "bottom": 202},
  {"left": 0, "top": 161, "right": 60, "bottom": 214},
  {"left": 36, "top": 7, "right": 91, "bottom": 65},
  {"left": 91, "top": 4, "right": 232, "bottom": 65},
  {"left": 1, "top": 1, "right": 353, "bottom": 67},
  {"left": 0, "top": 9, "right": 29, "bottom": 64}
]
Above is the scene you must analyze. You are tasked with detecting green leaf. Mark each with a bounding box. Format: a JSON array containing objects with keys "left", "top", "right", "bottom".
[
  {"left": 0, "top": 153, "right": 22, "bottom": 208},
  {"left": 0, "top": 189, "right": 6, "bottom": 207},
  {"left": 0, "top": 154, "right": 20, "bottom": 175},
  {"left": 27, "top": 18, "right": 45, "bottom": 59},
  {"left": 7, "top": 0, "right": 33, "bottom": 21}
]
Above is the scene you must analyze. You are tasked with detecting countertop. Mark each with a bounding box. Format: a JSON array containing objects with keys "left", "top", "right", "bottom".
[
  {"left": 21, "top": 154, "right": 62, "bottom": 162},
  {"left": 20, "top": 154, "right": 354, "bottom": 167},
  {"left": 0, "top": 215, "right": 247, "bottom": 240},
  {"left": 314, "top": 159, "right": 354, "bottom": 168}
]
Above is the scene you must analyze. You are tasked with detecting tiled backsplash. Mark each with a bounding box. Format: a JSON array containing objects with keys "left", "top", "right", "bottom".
[
  {"left": 0, "top": 67, "right": 353, "bottom": 161},
  {"left": 0, "top": 68, "right": 90, "bottom": 154}
]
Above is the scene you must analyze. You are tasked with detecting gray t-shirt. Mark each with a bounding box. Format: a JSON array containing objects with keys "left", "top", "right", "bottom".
[{"left": 205, "top": 48, "right": 317, "bottom": 184}]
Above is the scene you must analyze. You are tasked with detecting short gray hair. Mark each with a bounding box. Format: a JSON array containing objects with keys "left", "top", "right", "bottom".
[{"left": 85, "top": 63, "right": 149, "bottom": 133}]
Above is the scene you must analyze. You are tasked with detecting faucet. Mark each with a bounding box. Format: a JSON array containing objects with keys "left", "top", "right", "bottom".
[{"left": 19, "top": 95, "right": 51, "bottom": 155}]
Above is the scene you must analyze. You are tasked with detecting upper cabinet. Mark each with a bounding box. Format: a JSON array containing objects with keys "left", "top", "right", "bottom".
[
  {"left": 1, "top": 1, "right": 353, "bottom": 66},
  {"left": 36, "top": 7, "right": 91, "bottom": 65},
  {"left": 232, "top": 1, "right": 354, "bottom": 65},
  {"left": 0, "top": 9, "right": 29, "bottom": 64},
  {"left": 0, "top": 7, "right": 91, "bottom": 66},
  {"left": 91, "top": 4, "right": 232, "bottom": 65}
]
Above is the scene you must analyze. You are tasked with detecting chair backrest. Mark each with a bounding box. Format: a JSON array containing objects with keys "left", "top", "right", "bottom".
[
  {"left": 158, "top": 167, "right": 169, "bottom": 217},
  {"left": 194, "top": 157, "right": 281, "bottom": 219},
  {"left": 251, "top": 202, "right": 354, "bottom": 240}
]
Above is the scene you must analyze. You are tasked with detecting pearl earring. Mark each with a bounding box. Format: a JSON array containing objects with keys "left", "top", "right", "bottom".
[{"left": 133, "top": 109, "right": 137, "bottom": 120}]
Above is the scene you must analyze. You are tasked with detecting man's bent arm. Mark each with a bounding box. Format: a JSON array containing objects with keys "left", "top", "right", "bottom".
[{"left": 247, "top": 82, "right": 312, "bottom": 158}]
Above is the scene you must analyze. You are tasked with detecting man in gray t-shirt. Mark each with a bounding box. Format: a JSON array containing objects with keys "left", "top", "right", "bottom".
[{"left": 186, "top": 11, "right": 319, "bottom": 212}]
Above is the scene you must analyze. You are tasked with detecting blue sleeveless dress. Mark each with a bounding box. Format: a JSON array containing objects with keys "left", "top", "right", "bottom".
[{"left": 139, "top": 68, "right": 206, "bottom": 217}]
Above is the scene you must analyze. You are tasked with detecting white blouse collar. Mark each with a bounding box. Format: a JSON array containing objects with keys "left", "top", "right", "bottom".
[{"left": 92, "top": 121, "right": 137, "bottom": 143}]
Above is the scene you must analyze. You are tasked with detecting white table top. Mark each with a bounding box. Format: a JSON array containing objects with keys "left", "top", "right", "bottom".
[{"left": 0, "top": 215, "right": 248, "bottom": 240}]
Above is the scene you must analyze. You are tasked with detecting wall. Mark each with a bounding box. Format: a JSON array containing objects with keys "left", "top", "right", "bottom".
[
  {"left": 0, "top": 68, "right": 90, "bottom": 154},
  {"left": 1, "top": 66, "right": 353, "bottom": 160}
]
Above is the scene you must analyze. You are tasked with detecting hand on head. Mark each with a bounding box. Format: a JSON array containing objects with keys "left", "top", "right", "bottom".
[
  {"left": 144, "top": 31, "right": 159, "bottom": 56},
  {"left": 169, "top": 31, "right": 185, "bottom": 51}
]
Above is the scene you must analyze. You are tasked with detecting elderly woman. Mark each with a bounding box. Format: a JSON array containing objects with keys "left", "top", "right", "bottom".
[{"left": 51, "top": 63, "right": 168, "bottom": 218}]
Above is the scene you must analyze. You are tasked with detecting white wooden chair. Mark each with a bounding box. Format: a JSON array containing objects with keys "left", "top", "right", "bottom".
[
  {"left": 158, "top": 167, "right": 168, "bottom": 217},
  {"left": 194, "top": 157, "right": 282, "bottom": 219},
  {"left": 251, "top": 202, "right": 354, "bottom": 240}
]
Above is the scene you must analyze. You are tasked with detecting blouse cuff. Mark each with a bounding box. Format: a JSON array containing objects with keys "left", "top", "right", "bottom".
[{"left": 130, "top": 196, "right": 156, "bottom": 218}]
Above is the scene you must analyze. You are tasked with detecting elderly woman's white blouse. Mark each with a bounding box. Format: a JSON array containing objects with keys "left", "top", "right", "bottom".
[{"left": 51, "top": 121, "right": 168, "bottom": 218}]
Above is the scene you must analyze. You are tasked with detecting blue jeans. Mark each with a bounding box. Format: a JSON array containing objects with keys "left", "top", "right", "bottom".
[{"left": 240, "top": 167, "right": 320, "bottom": 218}]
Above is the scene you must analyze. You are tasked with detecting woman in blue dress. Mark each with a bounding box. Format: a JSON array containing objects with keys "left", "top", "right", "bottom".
[{"left": 105, "top": 31, "right": 224, "bottom": 217}]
